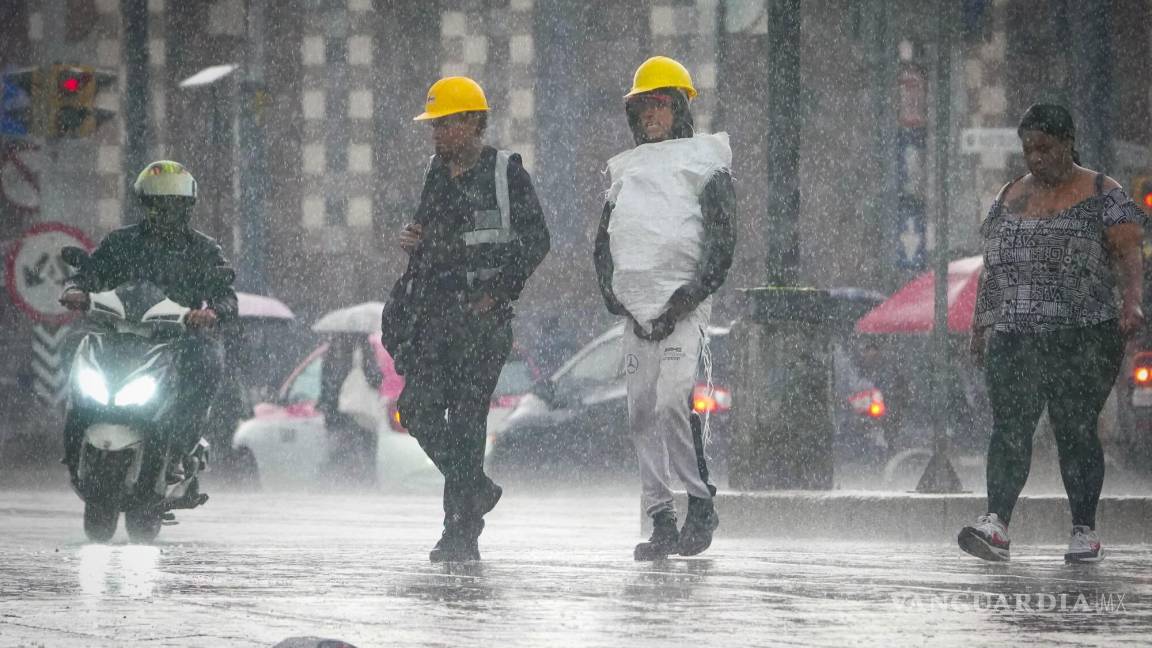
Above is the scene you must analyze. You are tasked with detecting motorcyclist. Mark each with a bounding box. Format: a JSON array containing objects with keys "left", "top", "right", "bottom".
[{"left": 59, "top": 160, "right": 237, "bottom": 482}]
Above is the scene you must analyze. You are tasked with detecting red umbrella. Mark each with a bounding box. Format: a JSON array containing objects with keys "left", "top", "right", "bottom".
[{"left": 856, "top": 256, "right": 983, "bottom": 334}]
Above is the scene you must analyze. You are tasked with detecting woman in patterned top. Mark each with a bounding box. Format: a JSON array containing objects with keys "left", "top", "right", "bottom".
[{"left": 958, "top": 104, "right": 1146, "bottom": 564}]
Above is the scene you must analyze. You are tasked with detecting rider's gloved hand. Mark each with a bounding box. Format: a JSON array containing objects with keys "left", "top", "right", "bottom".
[
  {"left": 59, "top": 288, "right": 90, "bottom": 312},
  {"left": 186, "top": 308, "right": 218, "bottom": 329}
]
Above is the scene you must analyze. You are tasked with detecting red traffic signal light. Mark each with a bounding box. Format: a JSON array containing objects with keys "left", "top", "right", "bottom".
[{"left": 57, "top": 69, "right": 91, "bottom": 94}]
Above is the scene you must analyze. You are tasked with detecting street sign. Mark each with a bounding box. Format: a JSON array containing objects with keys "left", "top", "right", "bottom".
[
  {"left": 896, "top": 196, "right": 926, "bottom": 270},
  {"left": 0, "top": 139, "right": 42, "bottom": 213},
  {"left": 4, "top": 222, "right": 94, "bottom": 324},
  {"left": 959, "top": 128, "right": 1017, "bottom": 154},
  {"left": 31, "top": 323, "right": 70, "bottom": 411}
]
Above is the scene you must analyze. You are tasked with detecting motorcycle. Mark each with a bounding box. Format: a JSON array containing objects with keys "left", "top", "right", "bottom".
[{"left": 62, "top": 246, "right": 220, "bottom": 542}]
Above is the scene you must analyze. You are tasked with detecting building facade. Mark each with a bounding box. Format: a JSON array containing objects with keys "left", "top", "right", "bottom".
[{"left": 1, "top": 0, "right": 1150, "bottom": 443}]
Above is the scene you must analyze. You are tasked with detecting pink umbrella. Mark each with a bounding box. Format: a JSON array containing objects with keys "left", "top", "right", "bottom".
[
  {"left": 855, "top": 256, "right": 983, "bottom": 334},
  {"left": 237, "top": 292, "right": 295, "bottom": 319}
]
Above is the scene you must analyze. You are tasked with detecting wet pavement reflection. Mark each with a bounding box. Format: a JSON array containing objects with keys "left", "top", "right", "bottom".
[{"left": 2, "top": 487, "right": 1150, "bottom": 647}]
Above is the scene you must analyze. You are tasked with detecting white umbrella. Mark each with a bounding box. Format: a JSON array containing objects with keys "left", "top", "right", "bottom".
[
  {"left": 236, "top": 292, "right": 295, "bottom": 319},
  {"left": 311, "top": 302, "right": 385, "bottom": 334}
]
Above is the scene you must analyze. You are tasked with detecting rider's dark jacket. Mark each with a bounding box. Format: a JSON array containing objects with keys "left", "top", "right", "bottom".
[{"left": 67, "top": 221, "right": 238, "bottom": 319}]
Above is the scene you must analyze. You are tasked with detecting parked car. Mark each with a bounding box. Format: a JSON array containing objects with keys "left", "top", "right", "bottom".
[
  {"left": 488, "top": 323, "right": 891, "bottom": 482},
  {"left": 231, "top": 304, "right": 537, "bottom": 490},
  {"left": 1113, "top": 346, "right": 1152, "bottom": 472}
]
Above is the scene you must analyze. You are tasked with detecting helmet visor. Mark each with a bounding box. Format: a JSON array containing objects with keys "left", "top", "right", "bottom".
[{"left": 141, "top": 195, "right": 194, "bottom": 230}]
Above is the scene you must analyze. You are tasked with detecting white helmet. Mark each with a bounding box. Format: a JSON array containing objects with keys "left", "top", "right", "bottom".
[{"left": 132, "top": 160, "right": 198, "bottom": 200}]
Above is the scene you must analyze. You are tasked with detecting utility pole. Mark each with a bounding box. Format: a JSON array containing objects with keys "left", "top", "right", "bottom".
[
  {"left": 237, "top": 0, "right": 268, "bottom": 293},
  {"left": 1069, "top": 0, "right": 1113, "bottom": 170},
  {"left": 729, "top": 0, "right": 836, "bottom": 491},
  {"left": 917, "top": 0, "right": 963, "bottom": 494},
  {"left": 763, "top": 0, "right": 801, "bottom": 285},
  {"left": 121, "top": 0, "right": 149, "bottom": 225}
]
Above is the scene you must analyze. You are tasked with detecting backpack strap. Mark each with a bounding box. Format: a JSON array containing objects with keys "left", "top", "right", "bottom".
[{"left": 1094, "top": 171, "right": 1105, "bottom": 195}]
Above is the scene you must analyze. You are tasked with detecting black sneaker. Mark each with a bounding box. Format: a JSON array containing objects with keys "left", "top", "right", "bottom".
[
  {"left": 634, "top": 511, "right": 679, "bottom": 561},
  {"left": 429, "top": 531, "right": 481, "bottom": 563},
  {"left": 678, "top": 496, "right": 719, "bottom": 556}
]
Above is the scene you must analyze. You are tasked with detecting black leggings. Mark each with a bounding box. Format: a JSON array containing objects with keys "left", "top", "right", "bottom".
[{"left": 984, "top": 321, "right": 1124, "bottom": 528}]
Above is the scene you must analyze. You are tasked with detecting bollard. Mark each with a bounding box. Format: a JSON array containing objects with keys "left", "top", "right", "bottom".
[{"left": 729, "top": 287, "right": 834, "bottom": 490}]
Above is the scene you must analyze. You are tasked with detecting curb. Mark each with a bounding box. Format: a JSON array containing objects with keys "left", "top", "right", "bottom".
[{"left": 654, "top": 492, "right": 1152, "bottom": 544}]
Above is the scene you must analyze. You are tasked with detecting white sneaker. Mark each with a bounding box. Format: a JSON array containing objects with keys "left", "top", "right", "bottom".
[
  {"left": 1064, "top": 526, "right": 1103, "bottom": 563},
  {"left": 958, "top": 513, "right": 1011, "bottom": 561}
]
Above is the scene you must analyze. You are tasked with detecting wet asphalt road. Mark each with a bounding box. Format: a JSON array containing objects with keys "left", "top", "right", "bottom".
[{"left": 2, "top": 481, "right": 1152, "bottom": 648}]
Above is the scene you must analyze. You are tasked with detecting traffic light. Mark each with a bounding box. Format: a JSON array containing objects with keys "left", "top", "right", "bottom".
[
  {"left": 1132, "top": 175, "right": 1152, "bottom": 213},
  {"left": 41, "top": 65, "right": 116, "bottom": 138},
  {"left": 0, "top": 65, "right": 115, "bottom": 139}
]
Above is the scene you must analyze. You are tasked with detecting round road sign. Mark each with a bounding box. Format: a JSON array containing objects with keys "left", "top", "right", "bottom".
[{"left": 5, "top": 222, "right": 95, "bottom": 324}]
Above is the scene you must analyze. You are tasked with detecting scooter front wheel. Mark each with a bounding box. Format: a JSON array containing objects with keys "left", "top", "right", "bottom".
[
  {"left": 83, "top": 500, "right": 119, "bottom": 542},
  {"left": 125, "top": 507, "right": 162, "bottom": 543}
]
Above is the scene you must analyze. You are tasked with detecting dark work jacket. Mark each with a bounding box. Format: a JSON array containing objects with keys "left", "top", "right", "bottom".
[
  {"left": 593, "top": 169, "right": 736, "bottom": 321},
  {"left": 68, "top": 222, "right": 239, "bottom": 320},
  {"left": 382, "top": 146, "right": 550, "bottom": 361}
]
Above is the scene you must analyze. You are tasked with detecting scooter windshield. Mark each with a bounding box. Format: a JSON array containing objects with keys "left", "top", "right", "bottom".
[{"left": 88, "top": 280, "right": 189, "bottom": 339}]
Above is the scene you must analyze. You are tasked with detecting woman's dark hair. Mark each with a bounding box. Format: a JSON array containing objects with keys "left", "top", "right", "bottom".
[
  {"left": 1018, "top": 103, "right": 1081, "bottom": 164},
  {"left": 625, "top": 88, "right": 694, "bottom": 145}
]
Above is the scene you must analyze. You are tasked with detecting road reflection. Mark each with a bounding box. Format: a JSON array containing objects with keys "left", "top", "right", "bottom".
[{"left": 77, "top": 544, "right": 161, "bottom": 598}]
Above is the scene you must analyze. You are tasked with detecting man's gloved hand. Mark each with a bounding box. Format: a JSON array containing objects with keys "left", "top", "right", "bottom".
[
  {"left": 186, "top": 308, "right": 218, "bottom": 329},
  {"left": 633, "top": 311, "right": 677, "bottom": 342},
  {"left": 59, "top": 288, "right": 90, "bottom": 312}
]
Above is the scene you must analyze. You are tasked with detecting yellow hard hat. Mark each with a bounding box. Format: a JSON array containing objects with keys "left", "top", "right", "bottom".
[
  {"left": 413, "top": 76, "right": 490, "bottom": 121},
  {"left": 625, "top": 56, "right": 697, "bottom": 99}
]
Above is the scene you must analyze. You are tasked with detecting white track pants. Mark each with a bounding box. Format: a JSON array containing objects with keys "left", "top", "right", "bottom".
[{"left": 624, "top": 308, "right": 714, "bottom": 517}]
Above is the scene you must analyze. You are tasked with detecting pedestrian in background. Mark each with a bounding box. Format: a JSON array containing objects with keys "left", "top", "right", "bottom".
[
  {"left": 382, "top": 76, "right": 550, "bottom": 562},
  {"left": 960, "top": 104, "right": 1146, "bottom": 563},
  {"left": 594, "top": 56, "right": 736, "bottom": 561}
]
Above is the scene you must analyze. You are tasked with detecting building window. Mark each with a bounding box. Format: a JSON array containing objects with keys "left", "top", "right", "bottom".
[{"left": 325, "top": 196, "right": 347, "bottom": 226}]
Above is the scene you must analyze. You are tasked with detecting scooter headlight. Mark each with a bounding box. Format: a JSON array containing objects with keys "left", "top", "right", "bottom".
[
  {"left": 114, "top": 375, "right": 158, "bottom": 407},
  {"left": 77, "top": 367, "right": 110, "bottom": 405}
]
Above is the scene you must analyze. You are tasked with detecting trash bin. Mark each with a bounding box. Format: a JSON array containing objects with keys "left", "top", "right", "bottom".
[{"left": 729, "top": 287, "right": 835, "bottom": 490}]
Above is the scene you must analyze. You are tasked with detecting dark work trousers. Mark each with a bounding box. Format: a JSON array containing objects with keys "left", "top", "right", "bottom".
[
  {"left": 396, "top": 312, "right": 512, "bottom": 539},
  {"left": 984, "top": 320, "right": 1124, "bottom": 528},
  {"left": 63, "top": 334, "right": 223, "bottom": 471},
  {"left": 172, "top": 335, "right": 224, "bottom": 454}
]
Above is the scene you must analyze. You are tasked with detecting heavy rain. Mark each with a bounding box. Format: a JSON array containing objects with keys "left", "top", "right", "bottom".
[{"left": 1, "top": 1, "right": 1151, "bottom": 646}]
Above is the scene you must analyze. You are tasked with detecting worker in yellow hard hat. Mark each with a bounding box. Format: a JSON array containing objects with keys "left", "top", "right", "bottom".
[
  {"left": 384, "top": 76, "right": 550, "bottom": 563},
  {"left": 594, "top": 56, "right": 736, "bottom": 561}
]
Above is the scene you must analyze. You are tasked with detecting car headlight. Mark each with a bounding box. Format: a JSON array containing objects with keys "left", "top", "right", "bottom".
[
  {"left": 114, "top": 375, "right": 158, "bottom": 407},
  {"left": 77, "top": 367, "right": 109, "bottom": 405}
]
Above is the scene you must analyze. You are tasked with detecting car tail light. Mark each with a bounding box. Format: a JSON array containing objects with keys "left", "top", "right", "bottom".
[
  {"left": 850, "top": 389, "right": 885, "bottom": 418},
  {"left": 1134, "top": 353, "right": 1152, "bottom": 385},
  {"left": 692, "top": 385, "right": 731, "bottom": 414},
  {"left": 387, "top": 403, "right": 407, "bottom": 434}
]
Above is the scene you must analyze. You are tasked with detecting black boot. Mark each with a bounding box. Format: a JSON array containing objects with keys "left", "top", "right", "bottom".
[
  {"left": 634, "top": 511, "right": 679, "bottom": 561},
  {"left": 429, "top": 520, "right": 483, "bottom": 563},
  {"left": 678, "top": 496, "right": 719, "bottom": 556},
  {"left": 475, "top": 478, "right": 503, "bottom": 517}
]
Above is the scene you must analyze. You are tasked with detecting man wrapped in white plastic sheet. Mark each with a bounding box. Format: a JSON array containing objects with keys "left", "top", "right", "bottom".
[{"left": 593, "top": 57, "right": 736, "bottom": 561}]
